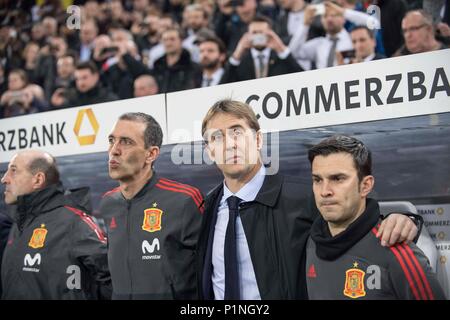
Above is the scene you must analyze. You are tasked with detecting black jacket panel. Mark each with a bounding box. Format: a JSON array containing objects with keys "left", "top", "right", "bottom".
[
  {"left": 222, "top": 50, "right": 303, "bottom": 84},
  {"left": 197, "top": 173, "right": 316, "bottom": 300}
]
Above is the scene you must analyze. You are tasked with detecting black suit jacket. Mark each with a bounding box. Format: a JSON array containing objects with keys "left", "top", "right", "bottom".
[
  {"left": 196, "top": 173, "right": 317, "bottom": 300},
  {"left": 221, "top": 49, "right": 304, "bottom": 84}
]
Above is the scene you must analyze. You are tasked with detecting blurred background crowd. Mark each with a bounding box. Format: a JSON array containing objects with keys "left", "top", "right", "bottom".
[{"left": 0, "top": 0, "right": 448, "bottom": 118}]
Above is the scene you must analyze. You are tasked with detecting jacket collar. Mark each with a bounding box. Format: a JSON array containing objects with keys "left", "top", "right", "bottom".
[
  {"left": 12, "top": 182, "right": 66, "bottom": 231},
  {"left": 310, "top": 198, "right": 380, "bottom": 261},
  {"left": 206, "top": 171, "right": 282, "bottom": 208},
  {"left": 253, "top": 173, "right": 283, "bottom": 207},
  {"left": 130, "top": 171, "right": 160, "bottom": 200}
]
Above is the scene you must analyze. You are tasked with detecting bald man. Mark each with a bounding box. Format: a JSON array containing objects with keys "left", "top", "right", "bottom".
[
  {"left": 134, "top": 74, "right": 159, "bottom": 97},
  {"left": 1, "top": 150, "right": 111, "bottom": 299},
  {"left": 395, "top": 10, "right": 447, "bottom": 56}
]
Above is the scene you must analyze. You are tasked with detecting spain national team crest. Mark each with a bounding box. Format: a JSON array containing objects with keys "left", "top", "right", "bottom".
[
  {"left": 142, "top": 208, "right": 163, "bottom": 232},
  {"left": 28, "top": 224, "right": 48, "bottom": 249},
  {"left": 343, "top": 263, "right": 366, "bottom": 299}
]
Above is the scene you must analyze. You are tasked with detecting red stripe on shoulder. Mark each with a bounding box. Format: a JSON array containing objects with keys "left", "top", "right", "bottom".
[
  {"left": 158, "top": 178, "right": 203, "bottom": 204},
  {"left": 396, "top": 245, "right": 429, "bottom": 300},
  {"left": 402, "top": 244, "right": 435, "bottom": 300},
  {"left": 64, "top": 206, "right": 107, "bottom": 243},
  {"left": 102, "top": 187, "right": 121, "bottom": 198},
  {"left": 155, "top": 183, "right": 204, "bottom": 214},
  {"left": 390, "top": 245, "right": 421, "bottom": 300}
]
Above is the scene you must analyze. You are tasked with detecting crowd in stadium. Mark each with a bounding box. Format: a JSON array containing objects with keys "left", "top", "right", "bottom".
[{"left": 0, "top": 0, "right": 449, "bottom": 119}]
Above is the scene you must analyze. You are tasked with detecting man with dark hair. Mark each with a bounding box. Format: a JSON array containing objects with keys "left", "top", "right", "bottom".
[
  {"left": 100, "top": 113, "right": 204, "bottom": 299},
  {"left": 197, "top": 99, "right": 419, "bottom": 300},
  {"left": 223, "top": 15, "right": 303, "bottom": 83},
  {"left": 198, "top": 36, "right": 227, "bottom": 87},
  {"left": 1, "top": 150, "right": 111, "bottom": 299},
  {"left": 348, "top": 26, "right": 385, "bottom": 63},
  {"left": 51, "top": 61, "right": 118, "bottom": 108},
  {"left": 306, "top": 135, "right": 445, "bottom": 299},
  {"left": 152, "top": 27, "right": 202, "bottom": 93}
]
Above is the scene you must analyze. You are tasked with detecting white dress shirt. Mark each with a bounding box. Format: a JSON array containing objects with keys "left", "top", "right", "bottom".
[
  {"left": 202, "top": 68, "right": 224, "bottom": 87},
  {"left": 291, "top": 28, "right": 353, "bottom": 69},
  {"left": 212, "top": 165, "right": 266, "bottom": 300}
]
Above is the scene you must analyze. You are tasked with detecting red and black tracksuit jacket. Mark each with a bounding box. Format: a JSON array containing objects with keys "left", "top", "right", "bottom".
[
  {"left": 2, "top": 183, "right": 111, "bottom": 300},
  {"left": 100, "top": 173, "right": 204, "bottom": 299},
  {"left": 306, "top": 198, "right": 446, "bottom": 300}
]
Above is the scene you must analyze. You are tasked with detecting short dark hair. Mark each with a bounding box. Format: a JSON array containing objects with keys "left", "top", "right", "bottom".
[
  {"left": 308, "top": 135, "right": 372, "bottom": 181},
  {"left": 197, "top": 36, "right": 226, "bottom": 55},
  {"left": 350, "top": 25, "right": 375, "bottom": 39},
  {"left": 250, "top": 14, "right": 273, "bottom": 28},
  {"left": 119, "top": 112, "right": 163, "bottom": 149},
  {"left": 28, "top": 154, "right": 60, "bottom": 187},
  {"left": 75, "top": 60, "right": 98, "bottom": 74}
]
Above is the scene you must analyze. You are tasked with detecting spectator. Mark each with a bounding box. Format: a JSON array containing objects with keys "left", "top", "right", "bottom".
[
  {"left": 275, "top": 0, "right": 323, "bottom": 45},
  {"left": 0, "top": 69, "right": 46, "bottom": 118},
  {"left": 42, "top": 16, "right": 58, "bottom": 38},
  {"left": 394, "top": 9, "right": 448, "bottom": 56},
  {"left": 198, "top": 36, "right": 227, "bottom": 87},
  {"left": 182, "top": 4, "right": 211, "bottom": 63},
  {"left": 21, "top": 42, "right": 40, "bottom": 84},
  {"left": 134, "top": 74, "right": 159, "bottom": 97},
  {"left": 215, "top": 0, "right": 259, "bottom": 54},
  {"left": 223, "top": 15, "right": 303, "bottom": 83},
  {"left": 152, "top": 27, "right": 202, "bottom": 93},
  {"left": 134, "top": 13, "right": 162, "bottom": 63},
  {"left": 290, "top": 2, "right": 353, "bottom": 69},
  {"left": 146, "top": 14, "right": 177, "bottom": 68},
  {"left": 337, "top": 25, "right": 385, "bottom": 64},
  {"left": 51, "top": 61, "right": 118, "bottom": 109},
  {"left": 78, "top": 19, "right": 98, "bottom": 62},
  {"left": 103, "top": 32, "right": 152, "bottom": 99},
  {"left": 49, "top": 54, "right": 76, "bottom": 109}
]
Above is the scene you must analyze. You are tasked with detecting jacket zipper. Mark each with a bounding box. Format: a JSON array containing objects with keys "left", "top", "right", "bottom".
[{"left": 126, "top": 200, "right": 133, "bottom": 297}]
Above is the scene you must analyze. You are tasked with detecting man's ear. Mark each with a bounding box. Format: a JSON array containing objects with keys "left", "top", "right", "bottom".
[
  {"left": 32, "top": 172, "right": 46, "bottom": 190},
  {"left": 256, "top": 130, "right": 263, "bottom": 151},
  {"left": 360, "top": 175, "right": 374, "bottom": 197},
  {"left": 205, "top": 142, "right": 215, "bottom": 162},
  {"left": 146, "top": 146, "right": 160, "bottom": 166}
]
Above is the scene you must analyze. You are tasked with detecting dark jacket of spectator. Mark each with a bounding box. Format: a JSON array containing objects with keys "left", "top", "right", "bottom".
[
  {"left": 222, "top": 50, "right": 303, "bottom": 84},
  {"left": 152, "top": 49, "right": 202, "bottom": 93},
  {"left": 103, "top": 54, "right": 152, "bottom": 100},
  {"left": 64, "top": 83, "right": 118, "bottom": 108},
  {"left": 376, "top": 0, "right": 408, "bottom": 57}
]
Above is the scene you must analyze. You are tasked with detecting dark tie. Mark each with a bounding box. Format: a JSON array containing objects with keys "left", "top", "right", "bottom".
[
  {"left": 326, "top": 36, "right": 338, "bottom": 67},
  {"left": 224, "top": 196, "right": 241, "bottom": 300},
  {"left": 204, "top": 77, "right": 213, "bottom": 87},
  {"left": 257, "top": 53, "right": 266, "bottom": 78}
]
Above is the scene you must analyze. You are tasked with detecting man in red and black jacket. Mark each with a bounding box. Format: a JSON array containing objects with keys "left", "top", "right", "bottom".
[
  {"left": 100, "top": 112, "right": 204, "bottom": 299},
  {"left": 1, "top": 150, "right": 111, "bottom": 300},
  {"left": 306, "top": 135, "right": 445, "bottom": 300}
]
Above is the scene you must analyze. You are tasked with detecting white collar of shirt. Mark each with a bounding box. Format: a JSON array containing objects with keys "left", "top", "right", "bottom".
[
  {"left": 202, "top": 67, "right": 224, "bottom": 87},
  {"left": 250, "top": 47, "right": 271, "bottom": 65},
  {"left": 363, "top": 53, "right": 376, "bottom": 62},
  {"left": 326, "top": 29, "right": 348, "bottom": 42},
  {"left": 222, "top": 164, "right": 266, "bottom": 204}
]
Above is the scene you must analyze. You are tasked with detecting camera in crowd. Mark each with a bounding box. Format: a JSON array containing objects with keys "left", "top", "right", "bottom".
[
  {"left": 251, "top": 33, "right": 268, "bottom": 47},
  {"left": 340, "top": 49, "right": 356, "bottom": 59},
  {"left": 100, "top": 46, "right": 119, "bottom": 56}
]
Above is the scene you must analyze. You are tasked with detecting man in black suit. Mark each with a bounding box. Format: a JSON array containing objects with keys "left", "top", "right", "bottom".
[
  {"left": 196, "top": 99, "right": 420, "bottom": 300},
  {"left": 222, "top": 15, "right": 303, "bottom": 84},
  {"left": 336, "top": 26, "right": 385, "bottom": 65}
]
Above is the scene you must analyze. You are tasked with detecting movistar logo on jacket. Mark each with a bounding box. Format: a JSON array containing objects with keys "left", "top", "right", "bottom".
[
  {"left": 142, "top": 238, "right": 161, "bottom": 260},
  {"left": 23, "top": 253, "right": 41, "bottom": 272}
]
